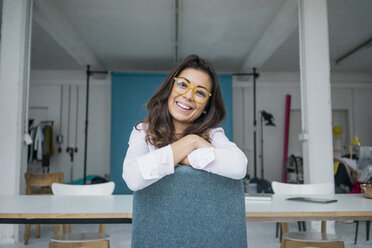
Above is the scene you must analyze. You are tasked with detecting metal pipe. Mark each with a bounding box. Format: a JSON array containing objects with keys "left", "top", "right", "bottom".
[
  {"left": 260, "top": 113, "right": 264, "bottom": 179},
  {"left": 233, "top": 68, "right": 259, "bottom": 180},
  {"left": 335, "top": 37, "right": 372, "bottom": 65},
  {"left": 253, "top": 68, "right": 257, "bottom": 179},
  {"left": 83, "top": 65, "right": 90, "bottom": 185},
  {"left": 83, "top": 66, "right": 108, "bottom": 184}
]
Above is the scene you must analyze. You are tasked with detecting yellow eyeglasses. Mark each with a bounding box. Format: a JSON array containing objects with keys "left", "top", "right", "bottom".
[{"left": 173, "top": 77, "right": 212, "bottom": 104}]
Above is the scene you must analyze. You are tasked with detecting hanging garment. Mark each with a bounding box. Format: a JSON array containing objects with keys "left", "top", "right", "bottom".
[
  {"left": 28, "top": 127, "right": 36, "bottom": 162},
  {"left": 41, "top": 124, "right": 54, "bottom": 170},
  {"left": 334, "top": 161, "right": 353, "bottom": 192},
  {"left": 34, "top": 125, "right": 44, "bottom": 160},
  {"left": 44, "top": 125, "right": 54, "bottom": 156}
]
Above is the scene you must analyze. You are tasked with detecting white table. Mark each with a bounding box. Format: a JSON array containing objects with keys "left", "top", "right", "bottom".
[
  {"left": 0, "top": 195, "right": 133, "bottom": 224},
  {"left": 245, "top": 193, "right": 372, "bottom": 222},
  {"left": 1, "top": 194, "right": 372, "bottom": 224}
]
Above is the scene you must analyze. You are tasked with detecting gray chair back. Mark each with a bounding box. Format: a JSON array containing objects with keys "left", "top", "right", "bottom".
[{"left": 132, "top": 165, "right": 247, "bottom": 248}]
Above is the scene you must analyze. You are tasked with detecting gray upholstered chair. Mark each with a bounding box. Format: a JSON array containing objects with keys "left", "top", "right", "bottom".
[{"left": 132, "top": 165, "right": 247, "bottom": 248}]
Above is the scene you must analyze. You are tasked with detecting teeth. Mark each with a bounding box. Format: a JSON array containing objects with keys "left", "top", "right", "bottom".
[{"left": 176, "top": 102, "right": 191, "bottom": 110}]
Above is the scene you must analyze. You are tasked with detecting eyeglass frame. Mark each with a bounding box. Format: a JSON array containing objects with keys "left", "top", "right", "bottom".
[{"left": 173, "top": 77, "right": 212, "bottom": 104}]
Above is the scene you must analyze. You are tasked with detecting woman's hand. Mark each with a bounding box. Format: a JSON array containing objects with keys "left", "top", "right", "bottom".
[
  {"left": 171, "top": 134, "right": 213, "bottom": 166},
  {"left": 179, "top": 157, "right": 190, "bottom": 165},
  {"left": 187, "top": 134, "right": 213, "bottom": 150}
]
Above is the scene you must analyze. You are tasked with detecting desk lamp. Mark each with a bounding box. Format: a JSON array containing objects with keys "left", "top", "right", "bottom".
[{"left": 259, "top": 110, "right": 275, "bottom": 180}]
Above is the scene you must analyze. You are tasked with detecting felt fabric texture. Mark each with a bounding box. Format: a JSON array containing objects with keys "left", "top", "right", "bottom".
[{"left": 132, "top": 165, "right": 247, "bottom": 248}]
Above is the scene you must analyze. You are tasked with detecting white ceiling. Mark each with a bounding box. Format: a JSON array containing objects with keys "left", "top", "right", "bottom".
[{"left": 30, "top": 0, "right": 372, "bottom": 73}]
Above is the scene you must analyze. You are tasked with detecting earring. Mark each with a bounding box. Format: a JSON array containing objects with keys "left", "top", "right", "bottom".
[{"left": 203, "top": 111, "right": 207, "bottom": 114}]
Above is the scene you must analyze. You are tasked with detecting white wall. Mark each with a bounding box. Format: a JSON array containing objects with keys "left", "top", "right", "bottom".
[
  {"left": 28, "top": 70, "right": 111, "bottom": 185},
  {"left": 233, "top": 72, "right": 372, "bottom": 182},
  {"left": 28, "top": 70, "right": 372, "bottom": 185}
]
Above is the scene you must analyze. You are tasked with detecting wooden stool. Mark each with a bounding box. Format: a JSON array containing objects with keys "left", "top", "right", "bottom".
[
  {"left": 281, "top": 229, "right": 345, "bottom": 248},
  {"left": 49, "top": 232, "right": 110, "bottom": 248},
  {"left": 24, "top": 172, "right": 63, "bottom": 245}
]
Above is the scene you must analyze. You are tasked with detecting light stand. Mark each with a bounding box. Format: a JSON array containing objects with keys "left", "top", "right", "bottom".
[
  {"left": 234, "top": 68, "right": 259, "bottom": 183},
  {"left": 259, "top": 110, "right": 275, "bottom": 179},
  {"left": 83, "top": 65, "right": 108, "bottom": 184}
]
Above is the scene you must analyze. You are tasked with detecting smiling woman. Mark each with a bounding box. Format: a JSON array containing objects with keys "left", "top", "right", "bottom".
[
  {"left": 122, "top": 54, "right": 247, "bottom": 191},
  {"left": 168, "top": 69, "right": 212, "bottom": 132}
]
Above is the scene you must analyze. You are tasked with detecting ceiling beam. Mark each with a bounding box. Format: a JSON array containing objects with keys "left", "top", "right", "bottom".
[
  {"left": 33, "top": 0, "right": 104, "bottom": 69},
  {"left": 240, "top": 0, "right": 298, "bottom": 72}
]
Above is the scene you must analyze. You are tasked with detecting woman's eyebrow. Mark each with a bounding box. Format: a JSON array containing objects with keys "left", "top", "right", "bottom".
[
  {"left": 197, "top": 85, "right": 209, "bottom": 91},
  {"left": 179, "top": 77, "right": 210, "bottom": 91},
  {"left": 179, "top": 77, "right": 191, "bottom": 84}
]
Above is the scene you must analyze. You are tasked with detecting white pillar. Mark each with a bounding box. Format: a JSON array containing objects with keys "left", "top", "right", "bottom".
[
  {"left": 0, "top": 0, "right": 32, "bottom": 243},
  {"left": 298, "top": 0, "right": 334, "bottom": 185}
]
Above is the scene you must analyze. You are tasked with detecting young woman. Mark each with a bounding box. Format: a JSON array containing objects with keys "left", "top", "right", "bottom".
[{"left": 122, "top": 55, "right": 247, "bottom": 191}]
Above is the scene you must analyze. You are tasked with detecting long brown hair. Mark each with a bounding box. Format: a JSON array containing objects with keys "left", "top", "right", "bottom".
[{"left": 138, "top": 54, "right": 226, "bottom": 148}]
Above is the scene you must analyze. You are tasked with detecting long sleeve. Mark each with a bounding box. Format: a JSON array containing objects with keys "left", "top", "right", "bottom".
[
  {"left": 122, "top": 125, "right": 175, "bottom": 191},
  {"left": 188, "top": 128, "right": 247, "bottom": 179}
]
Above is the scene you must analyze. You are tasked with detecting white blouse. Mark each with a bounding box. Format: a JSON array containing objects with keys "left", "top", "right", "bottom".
[{"left": 122, "top": 123, "right": 247, "bottom": 191}]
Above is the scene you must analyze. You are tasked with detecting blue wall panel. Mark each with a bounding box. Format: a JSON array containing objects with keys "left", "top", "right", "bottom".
[{"left": 111, "top": 73, "right": 232, "bottom": 194}]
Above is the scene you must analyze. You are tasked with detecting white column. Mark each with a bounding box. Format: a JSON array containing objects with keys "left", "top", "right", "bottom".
[
  {"left": 0, "top": 0, "right": 32, "bottom": 243},
  {"left": 298, "top": 0, "right": 334, "bottom": 185}
]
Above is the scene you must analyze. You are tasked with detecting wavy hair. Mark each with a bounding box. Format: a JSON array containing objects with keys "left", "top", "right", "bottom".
[{"left": 137, "top": 54, "right": 226, "bottom": 148}]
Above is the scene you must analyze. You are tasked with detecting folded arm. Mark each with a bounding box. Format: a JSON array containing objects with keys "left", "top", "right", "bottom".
[
  {"left": 122, "top": 127, "right": 209, "bottom": 191},
  {"left": 122, "top": 126, "right": 247, "bottom": 191},
  {"left": 122, "top": 127, "right": 175, "bottom": 191},
  {"left": 187, "top": 128, "right": 247, "bottom": 179}
]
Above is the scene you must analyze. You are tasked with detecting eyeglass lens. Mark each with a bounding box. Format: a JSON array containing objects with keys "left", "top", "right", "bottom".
[{"left": 174, "top": 78, "right": 210, "bottom": 103}]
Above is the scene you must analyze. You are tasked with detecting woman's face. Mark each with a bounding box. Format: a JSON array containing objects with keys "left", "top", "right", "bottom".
[{"left": 167, "top": 68, "right": 212, "bottom": 133}]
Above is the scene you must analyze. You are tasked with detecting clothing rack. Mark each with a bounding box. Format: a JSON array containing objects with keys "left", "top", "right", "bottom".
[
  {"left": 28, "top": 120, "right": 55, "bottom": 173},
  {"left": 39, "top": 120, "right": 54, "bottom": 126}
]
